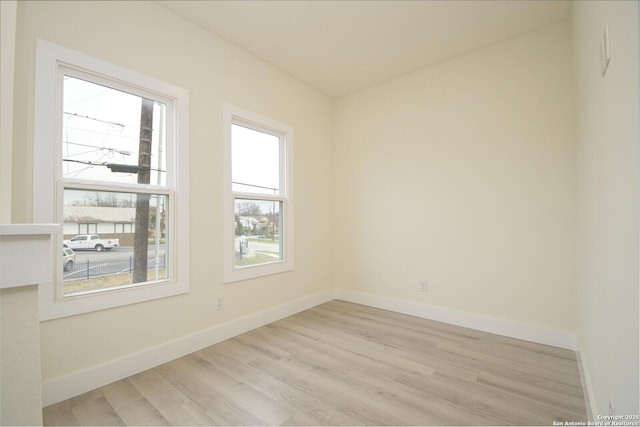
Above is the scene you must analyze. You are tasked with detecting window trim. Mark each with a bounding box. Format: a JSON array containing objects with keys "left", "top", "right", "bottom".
[
  {"left": 34, "top": 39, "right": 190, "bottom": 320},
  {"left": 223, "top": 104, "right": 294, "bottom": 283}
]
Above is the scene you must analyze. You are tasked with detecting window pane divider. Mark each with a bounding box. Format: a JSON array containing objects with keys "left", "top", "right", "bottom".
[
  {"left": 233, "top": 193, "right": 286, "bottom": 202},
  {"left": 63, "top": 180, "right": 172, "bottom": 195}
]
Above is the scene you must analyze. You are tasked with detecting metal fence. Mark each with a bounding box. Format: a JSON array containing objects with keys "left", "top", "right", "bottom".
[{"left": 64, "top": 255, "right": 166, "bottom": 281}]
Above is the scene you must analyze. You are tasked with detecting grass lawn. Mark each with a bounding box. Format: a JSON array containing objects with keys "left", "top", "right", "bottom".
[
  {"left": 64, "top": 270, "right": 166, "bottom": 295},
  {"left": 235, "top": 252, "right": 281, "bottom": 267},
  {"left": 245, "top": 236, "right": 279, "bottom": 243}
]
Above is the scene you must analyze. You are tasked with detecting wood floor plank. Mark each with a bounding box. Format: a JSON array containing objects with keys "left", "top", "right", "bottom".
[
  {"left": 253, "top": 324, "right": 508, "bottom": 426},
  {"left": 128, "top": 369, "right": 215, "bottom": 426},
  {"left": 248, "top": 355, "right": 415, "bottom": 425},
  {"left": 42, "top": 398, "right": 82, "bottom": 426},
  {"left": 153, "top": 354, "right": 266, "bottom": 426},
  {"left": 179, "top": 353, "right": 293, "bottom": 425},
  {"left": 196, "top": 347, "right": 365, "bottom": 426},
  {"left": 266, "top": 318, "right": 535, "bottom": 425},
  {"left": 43, "top": 300, "right": 587, "bottom": 426},
  {"left": 71, "top": 389, "right": 125, "bottom": 426},
  {"left": 475, "top": 371, "right": 587, "bottom": 416},
  {"left": 101, "top": 379, "right": 171, "bottom": 426},
  {"left": 288, "top": 309, "right": 482, "bottom": 382},
  {"left": 280, "top": 410, "right": 327, "bottom": 426},
  {"left": 431, "top": 369, "right": 585, "bottom": 423},
  {"left": 326, "top": 300, "right": 577, "bottom": 362},
  {"left": 313, "top": 302, "right": 581, "bottom": 385}
]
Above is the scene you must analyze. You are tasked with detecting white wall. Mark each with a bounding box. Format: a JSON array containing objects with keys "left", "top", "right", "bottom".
[
  {"left": 333, "top": 22, "right": 577, "bottom": 334},
  {"left": 0, "top": 286, "right": 43, "bottom": 426},
  {"left": 12, "top": 0, "right": 333, "bottom": 396},
  {"left": 573, "top": 1, "right": 639, "bottom": 418},
  {"left": 0, "top": 0, "right": 16, "bottom": 223}
]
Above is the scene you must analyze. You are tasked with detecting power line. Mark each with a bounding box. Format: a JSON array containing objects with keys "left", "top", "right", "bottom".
[
  {"left": 63, "top": 140, "right": 133, "bottom": 156},
  {"left": 62, "top": 158, "right": 166, "bottom": 173},
  {"left": 63, "top": 111, "right": 126, "bottom": 128},
  {"left": 63, "top": 124, "right": 139, "bottom": 141},
  {"left": 232, "top": 181, "right": 279, "bottom": 192}
]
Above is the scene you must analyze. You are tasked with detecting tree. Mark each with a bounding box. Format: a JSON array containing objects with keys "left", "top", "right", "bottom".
[
  {"left": 238, "top": 202, "right": 262, "bottom": 217},
  {"left": 132, "top": 99, "right": 154, "bottom": 283},
  {"left": 235, "top": 214, "right": 246, "bottom": 236}
]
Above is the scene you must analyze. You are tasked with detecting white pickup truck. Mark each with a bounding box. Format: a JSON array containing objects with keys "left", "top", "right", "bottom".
[{"left": 64, "top": 234, "right": 120, "bottom": 251}]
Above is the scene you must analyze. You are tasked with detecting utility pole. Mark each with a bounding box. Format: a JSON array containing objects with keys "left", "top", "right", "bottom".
[{"left": 132, "top": 99, "right": 153, "bottom": 283}]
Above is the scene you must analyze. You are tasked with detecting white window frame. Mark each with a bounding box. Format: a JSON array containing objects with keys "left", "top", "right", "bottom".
[
  {"left": 223, "top": 104, "right": 294, "bottom": 283},
  {"left": 34, "top": 39, "right": 190, "bottom": 320}
]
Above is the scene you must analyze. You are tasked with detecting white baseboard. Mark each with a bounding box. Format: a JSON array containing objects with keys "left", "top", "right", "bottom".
[
  {"left": 334, "top": 288, "right": 578, "bottom": 351},
  {"left": 43, "top": 288, "right": 580, "bottom": 407},
  {"left": 41, "top": 290, "right": 334, "bottom": 407},
  {"left": 576, "top": 347, "right": 598, "bottom": 421}
]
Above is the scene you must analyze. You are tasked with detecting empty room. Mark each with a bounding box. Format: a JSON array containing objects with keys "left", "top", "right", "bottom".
[{"left": 0, "top": 0, "right": 638, "bottom": 425}]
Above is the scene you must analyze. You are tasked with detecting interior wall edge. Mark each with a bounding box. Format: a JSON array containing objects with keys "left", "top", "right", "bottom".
[
  {"left": 334, "top": 288, "right": 577, "bottom": 351},
  {"left": 576, "top": 344, "right": 598, "bottom": 422},
  {"left": 41, "top": 290, "right": 334, "bottom": 407}
]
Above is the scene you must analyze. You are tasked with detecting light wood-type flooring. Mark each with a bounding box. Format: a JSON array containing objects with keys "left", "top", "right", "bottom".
[{"left": 43, "top": 300, "right": 587, "bottom": 426}]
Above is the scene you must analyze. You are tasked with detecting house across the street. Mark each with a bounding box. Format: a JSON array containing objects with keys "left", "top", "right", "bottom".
[{"left": 63, "top": 206, "right": 136, "bottom": 245}]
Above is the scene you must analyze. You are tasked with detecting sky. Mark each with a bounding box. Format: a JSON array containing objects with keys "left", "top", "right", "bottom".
[
  {"left": 62, "top": 75, "right": 165, "bottom": 187},
  {"left": 62, "top": 76, "right": 280, "bottom": 208},
  {"left": 231, "top": 124, "right": 280, "bottom": 195}
]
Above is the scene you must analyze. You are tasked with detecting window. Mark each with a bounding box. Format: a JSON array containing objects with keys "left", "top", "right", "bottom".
[
  {"left": 78, "top": 223, "right": 97, "bottom": 234},
  {"left": 114, "top": 223, "right": 134, "bottom": 234},
  {"left": 34, "top": 40, "right": 189, "bottom": 319},
  {"left": 223, "top": 105, "right": 294, "bottom": 282}
]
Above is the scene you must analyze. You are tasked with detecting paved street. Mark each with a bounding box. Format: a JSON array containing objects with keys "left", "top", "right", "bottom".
[
  {"left": 242, "top": 238, "right": 279, "bottom": 253},
  {"left": 64, "top": 246, "right": 166, "bottom": 281},
  {"left": 236, "top": 237, "right": 280, "bottom": 258}
]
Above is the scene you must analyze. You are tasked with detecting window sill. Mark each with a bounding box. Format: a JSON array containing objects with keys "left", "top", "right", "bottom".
[
  {"left": 223, "top": 259, "right": 294, "bottom": 284},
  {"left": 39, "top": 278, "right": 189, "bottom": 320}
]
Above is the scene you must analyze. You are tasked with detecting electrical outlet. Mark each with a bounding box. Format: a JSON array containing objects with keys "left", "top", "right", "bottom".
[
  {"left": 609, "top": 399, "right": 615, "bottom": 416},
  {"left": 216, "top": 295, "right": 224, "bottom": 310},
  {"left": 419, "top": 281, "right": 428, "bottom": 292}
]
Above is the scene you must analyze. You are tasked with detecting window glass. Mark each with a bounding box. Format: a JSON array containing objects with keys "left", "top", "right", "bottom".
[
  {"left": 234, "top": 198, "right": 283, "bottom": 267},
  {"left": 231, "top": 124, "right": 280, "bottom": 195},
  {"left": 62, "top": 76, "right": 167, "bottom": 186},
  {"left": 231, "top": 123, "right": 285, "bottom": 270},
  {"left": 59, "top": 74, "right": 171, "bottom": 296},
  {"left": 63, "top": 189, "right": 169, "bottom": 296}
]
